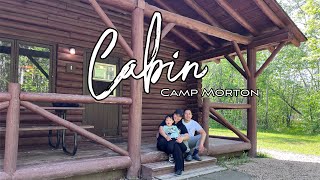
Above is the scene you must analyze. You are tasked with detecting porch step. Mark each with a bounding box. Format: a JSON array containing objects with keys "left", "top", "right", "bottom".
[
  {"left": 141, "top": 156, "right": 223, "bottom": 180},
  {"left": 154, "top": 165, "right": 227, "bottom": 180}
]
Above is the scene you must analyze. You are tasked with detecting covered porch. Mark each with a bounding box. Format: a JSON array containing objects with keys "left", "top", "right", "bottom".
[{"left": 0, "top": 138, "right": 249, "bottom": 179}]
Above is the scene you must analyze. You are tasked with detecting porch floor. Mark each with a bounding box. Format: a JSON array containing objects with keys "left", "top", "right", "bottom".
[{"left": 0, "top": 138, "right": 250, "bottom": 169}]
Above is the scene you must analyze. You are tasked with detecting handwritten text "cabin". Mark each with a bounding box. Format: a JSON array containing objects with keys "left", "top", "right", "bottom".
[{"left": 88, "top": 12, "right": 208, "bottom": 100}]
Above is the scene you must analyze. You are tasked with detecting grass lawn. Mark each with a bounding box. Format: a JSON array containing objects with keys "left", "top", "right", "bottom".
[{"left": 209, "top": 128, "right": 320, "bottom": 156}]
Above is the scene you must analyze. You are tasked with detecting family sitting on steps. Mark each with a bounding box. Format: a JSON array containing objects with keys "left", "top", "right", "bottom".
[{"left": 157, "top": 109, "right": 207, "bottom": 176}]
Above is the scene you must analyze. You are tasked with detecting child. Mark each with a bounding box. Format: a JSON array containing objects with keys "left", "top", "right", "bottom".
[
  {"left": 161, "top": 115, "right": 180, "bottom": 163},
  {"left": 163, "top": 115, "right": 180, "bottom": 140}
]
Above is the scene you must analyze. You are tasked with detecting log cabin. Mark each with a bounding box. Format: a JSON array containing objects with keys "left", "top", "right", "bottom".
[{"left": 0, "top": 0, "right": 306, "bottom": 179}]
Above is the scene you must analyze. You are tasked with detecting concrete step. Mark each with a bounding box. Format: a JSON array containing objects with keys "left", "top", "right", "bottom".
[
  {"left": 154, "top": 165, "right": 227, "bottom": 180},
  {"left": 141, "top": 156, "right": 219, "bottom": 180}
]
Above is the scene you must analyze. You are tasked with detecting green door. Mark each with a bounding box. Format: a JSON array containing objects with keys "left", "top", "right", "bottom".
[{"left": 83, "top": 52, "right": 121, "bottom": 137}]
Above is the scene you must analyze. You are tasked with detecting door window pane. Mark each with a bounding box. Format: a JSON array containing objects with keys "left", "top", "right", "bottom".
[
  {"left": 92, "top": 63, "right": 117, "bottom": 96},
  {"left": 0, "top": 40, "right": 11, "bottom": 92},
  {"left": 18, "top": 43, "right": 50, "bottom": 93}
]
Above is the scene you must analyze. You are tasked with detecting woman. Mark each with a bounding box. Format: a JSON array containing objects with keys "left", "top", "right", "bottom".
[{"left": 157, "top": 109, "right": 189, "bottom": 175}]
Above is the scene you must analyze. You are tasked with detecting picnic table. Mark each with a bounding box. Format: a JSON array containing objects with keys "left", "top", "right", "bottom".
[{"left": 0, "top": 106, "right": 94, "bottom": 156}]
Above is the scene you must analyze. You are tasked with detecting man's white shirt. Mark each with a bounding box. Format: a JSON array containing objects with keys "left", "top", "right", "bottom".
[{"left": 182, "top": 119, "right": 203, "bottom": 137}]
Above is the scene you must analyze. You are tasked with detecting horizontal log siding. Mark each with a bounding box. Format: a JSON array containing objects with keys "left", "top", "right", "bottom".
[{"left": 0, "top": 0, "right": 188, "bottom": 143}]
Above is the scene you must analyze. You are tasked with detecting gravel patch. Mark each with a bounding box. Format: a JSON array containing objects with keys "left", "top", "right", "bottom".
[
  {"left": 234, "top": 158, "right": 320, "bottom": 180},
  {"left": 258, "top": 148, "right": 320, "bottom": 163}
]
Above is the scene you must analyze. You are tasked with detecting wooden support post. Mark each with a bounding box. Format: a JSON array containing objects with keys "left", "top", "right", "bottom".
[
  {"left": 202, "top": 98, "right": 210, "bottom": 149},
  {"left": 247, "top": 47, "right": 257, "bottom": 157},
  {"left": 127, "top": 4, "right": 144, "bottom": 178},
  {"left": 3, "top": 83, "right": 21, "bottom": 175},
  {"left": 255, "top": 41, "right": 286, "bottom": 77}
]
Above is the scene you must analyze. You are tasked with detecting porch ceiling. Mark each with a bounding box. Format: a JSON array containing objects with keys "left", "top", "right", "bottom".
[{"left": 144, "top": 0, "right": 306, "bottom": 58}]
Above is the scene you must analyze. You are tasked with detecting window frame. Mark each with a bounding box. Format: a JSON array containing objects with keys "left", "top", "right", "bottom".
[{"left": 0, "top": 36, "right": 56, "bottom": 93}]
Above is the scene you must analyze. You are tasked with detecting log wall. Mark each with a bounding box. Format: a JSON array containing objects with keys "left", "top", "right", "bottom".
[{"left": 0, "top": 0, "right": 188, "bottom": 144}]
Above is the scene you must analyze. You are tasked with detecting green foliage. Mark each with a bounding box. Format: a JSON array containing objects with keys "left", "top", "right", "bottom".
[{"left": 256, "top": 152, "right": 271, "bottom": 158}]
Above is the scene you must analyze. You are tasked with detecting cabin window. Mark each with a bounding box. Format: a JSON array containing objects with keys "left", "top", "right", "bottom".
[
  {"left": 0, "top": 40, "right": 12, "bottom": 92},
  {"left": 0, "top": 38, "right": 54, "bottom": 93}
]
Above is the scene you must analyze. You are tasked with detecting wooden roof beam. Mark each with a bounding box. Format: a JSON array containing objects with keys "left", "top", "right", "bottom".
[
  {"left": 252, "top": 0, "right": 300, "bottom": 46},
  {"left": 216, "top": 0, "right": 259, "bottom": 36},
  {"left": 152, "top": 0, "right": 202, "bottom": 50},
  {"left": 189, "top": 29, "right": 292, "bottom": 62},
  {"left": 184, "top": 0, "right": 224, "bottom": 29},
  {"left": 184, "top": 0, "right": 224, "bottom": 47},
  {"left": 232, "top": 41, "right": 251, "bottom": 78},
  {"left": 255, "top": 41, "right": 286, "bottom": 77},
  {"left": 88, "top": 0, "right": 134, "bottom": 58},
  {"left": 99, "top": 0, "right": 251, "bottom": 44},
  {"left": 253, "top": 0, "right": 285, "bottom": 28},
  {"left": 154, "top": 0, "right": 217, "bottom": 49}
]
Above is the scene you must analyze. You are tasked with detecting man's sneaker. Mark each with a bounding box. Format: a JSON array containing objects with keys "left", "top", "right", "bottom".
[
  {"left": 185, "top": 152, "right": 192, "bottom": 161},
  {"left": 175, "top": 169, "right": 182, "bottom": 175},
  {"left": 192, "top": 153, "right": 202, "bottom": 161},
  {"left": 168, "top": 154, "right": 174, "bottom": 163}
]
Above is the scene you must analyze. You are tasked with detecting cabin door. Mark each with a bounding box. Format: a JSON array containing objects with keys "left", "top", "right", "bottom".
[{"left": 83, "top": 53, "right": 121, "bottom": 137}]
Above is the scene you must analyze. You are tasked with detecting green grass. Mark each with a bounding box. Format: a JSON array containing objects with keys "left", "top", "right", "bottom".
[
  {"left": 217, "top": 152, "right": 250, "bottom": 168},
  {"left": 210, "top": 128, "right": 320, "bottom": 156}
]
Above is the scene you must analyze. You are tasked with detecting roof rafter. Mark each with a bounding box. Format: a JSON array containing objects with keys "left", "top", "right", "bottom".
[
  {"left": 216, "top": 0, "right": 259, "bottom": 36},
  {"left": 183, "top": 0, "right": 224, "bottom": 29},
  {"left": 99, "top": 0, "right": 251, "bottom": 44},
  {"left": 154, "top": 0, "right": 219, "bottom": 48},
  {"left": 252, "top": 0, "right": 285, "bottom": 28}
]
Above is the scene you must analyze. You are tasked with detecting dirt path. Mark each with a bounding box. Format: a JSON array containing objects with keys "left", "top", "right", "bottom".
[
  {"left": 234, "top": 158, "right": 320, "bottom": 180},
  {"left": 258, "top": 148, "right": 320, "bottom": 163},
  {"left": 192, "top": 149, "right": 320, "bottom": 180}
]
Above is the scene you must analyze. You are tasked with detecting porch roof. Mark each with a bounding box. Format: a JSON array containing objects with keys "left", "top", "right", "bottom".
[{"left": 97, "top": 0, "right": 306, "bottom": 60}]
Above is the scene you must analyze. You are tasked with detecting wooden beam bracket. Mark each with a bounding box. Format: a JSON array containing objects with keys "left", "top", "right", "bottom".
[
  {"left": 232, "top": 41, "right": 251, "bottom": 78},
  {"left": 224, "top": 55, "right": 247, "bottom": 79},
  {"left": 255, "top": 41, "right": 286, "bottom": 77},
  {"left": 209, "top": 107, "right": 250, "bottom": 142}
]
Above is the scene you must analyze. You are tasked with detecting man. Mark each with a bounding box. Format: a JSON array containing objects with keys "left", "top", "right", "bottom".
[{"left": 183, "top": 109, "right": 206, "bottom": 161}]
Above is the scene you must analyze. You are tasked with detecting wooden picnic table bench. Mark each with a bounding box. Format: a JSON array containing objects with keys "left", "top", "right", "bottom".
[{"left": 0, "top": 106, "right": 94, "bottom": 156}]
